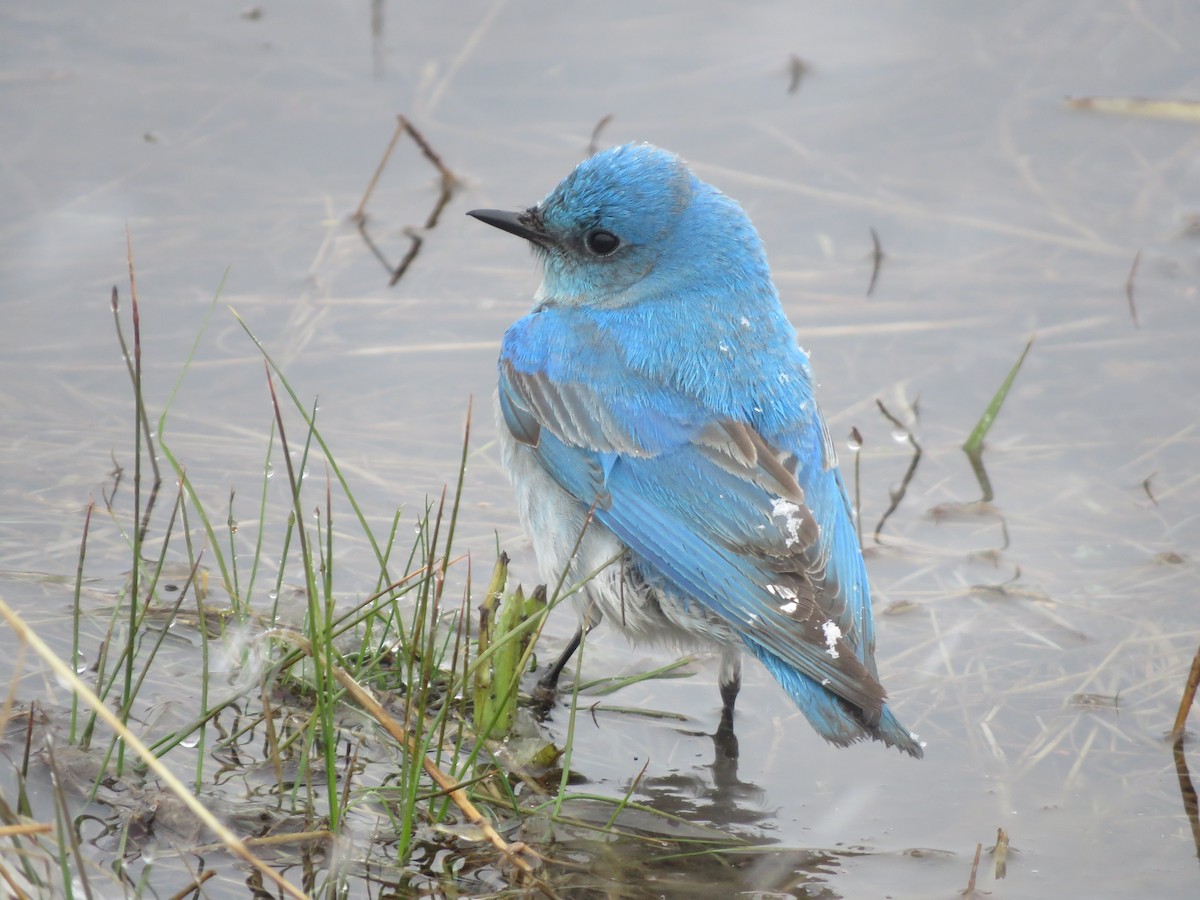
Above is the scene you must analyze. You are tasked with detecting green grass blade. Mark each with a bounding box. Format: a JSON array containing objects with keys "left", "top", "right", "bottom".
[{"left": 962, "top": 336, "right": 1034, "bottom": 456}]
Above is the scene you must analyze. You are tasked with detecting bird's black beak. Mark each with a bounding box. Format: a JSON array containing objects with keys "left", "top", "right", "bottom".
[{"left": 466, "top": 208, "right": 554, "bottom": 249}]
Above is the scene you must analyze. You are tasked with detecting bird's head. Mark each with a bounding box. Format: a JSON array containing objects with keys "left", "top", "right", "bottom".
[{"left": 469, "top": 143, "right": 771, "bottom": 309}]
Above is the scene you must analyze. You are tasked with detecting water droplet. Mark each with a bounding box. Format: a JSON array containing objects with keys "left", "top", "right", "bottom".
[
  {"left": 847, "top": 428, "right": 863, "bottom": 451},
  {"left": 718, "top": 341, "right": 730, "bottom": 354}
]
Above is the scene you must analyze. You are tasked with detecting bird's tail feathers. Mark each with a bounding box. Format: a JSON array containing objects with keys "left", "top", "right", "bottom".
[{"left": 746, "top": 640, "right": 924, "bottom": 758}]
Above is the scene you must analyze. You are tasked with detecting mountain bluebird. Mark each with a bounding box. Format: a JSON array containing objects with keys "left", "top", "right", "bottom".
[{"left": 468, "top": 143, "right": 922, "bottom": 757}]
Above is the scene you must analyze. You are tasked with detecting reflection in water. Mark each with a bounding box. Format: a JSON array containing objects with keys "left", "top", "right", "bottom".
[
  {"left": 637, "top": 723, "right": 766, "bottom": 833},
  {"left": 1174, "top": 640, "right": 1200, "bottom": 866},
  {"left": 548, "top": 719, "right": 857, "bottom": 897},
  {"left": 1173, "top": 740, "right": 1200, "bottom": 867}
]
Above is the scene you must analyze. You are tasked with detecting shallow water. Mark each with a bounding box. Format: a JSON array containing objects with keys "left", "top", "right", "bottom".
[{"left": 3, "top": 2, "right": 1200, "bottom": 897}]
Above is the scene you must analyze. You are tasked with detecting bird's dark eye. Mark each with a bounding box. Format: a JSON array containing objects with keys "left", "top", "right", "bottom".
[{"left": 585, "top": 230, "right": 620, "bottom": 256}]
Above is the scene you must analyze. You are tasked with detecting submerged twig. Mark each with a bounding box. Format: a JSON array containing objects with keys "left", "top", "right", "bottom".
[{"left": 964, "top": 841, "right": 983, "bottom": 898}]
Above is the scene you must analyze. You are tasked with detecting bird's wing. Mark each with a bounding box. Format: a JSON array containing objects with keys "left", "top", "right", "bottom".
[{"left": 499, "top": 356, "right": 886, "bottom": 722}]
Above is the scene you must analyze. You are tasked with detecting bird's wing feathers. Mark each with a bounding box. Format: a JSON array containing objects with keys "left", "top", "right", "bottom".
[
  {"left": 501, "top": 360, "right": 701, "bottom": 457},
  {"left": 499, "top": 354, "right": 886, "bottom": 721}
]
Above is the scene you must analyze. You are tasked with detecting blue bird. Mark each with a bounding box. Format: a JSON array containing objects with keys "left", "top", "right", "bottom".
[{"left": 468, "top": 143, "right": 922, "bottom": 757}]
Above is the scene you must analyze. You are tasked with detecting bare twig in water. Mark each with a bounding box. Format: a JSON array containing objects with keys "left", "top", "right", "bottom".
[
  {"left": 1172, "top": 639, "right": 1200, "bottom": 741},
  {"left": 1125, "top": 249, "right": 1142, "bottom": 327},
  {"left": 964, "top": 841, "right": 982, "bottom": 898},
  {"left": 387, "top": 229, "right": 427, "bottom": 287},
  {"left": 787, "top": 54, "right": 809, "bottom": 94},
  {"left": 588, "top": 114, "right": 614, "bottom": 155},
  {"left": 165, "top": 867, "right": 217, "bottom": 900},
  {"left": 867, "top": 227, "right": 885, "bottom": 296},
  {"left": 401, "top": 114, "right": 456, "bottom": 208},
  {"left": 354, "top": 114, "right": 458, "bottom": 287},
  {"left": 353, "top": 116, "right": 406, "bottom": 223},
  {"left": 873, "top": 399, "right": 921, "bottom": 543}
]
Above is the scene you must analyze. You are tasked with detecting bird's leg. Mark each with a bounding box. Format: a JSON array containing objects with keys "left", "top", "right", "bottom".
[
  {"left": 532, "top": 601, "right": 601, "bottom": 705},
  {"left": 532, "top": 626, "right": 583, "bottom": 703},
  {"left": 715, "top": 649, "right": 741, "bottom": 760},
  {"left": 718, "top": 649, "right": 742, "bottom": 721}
]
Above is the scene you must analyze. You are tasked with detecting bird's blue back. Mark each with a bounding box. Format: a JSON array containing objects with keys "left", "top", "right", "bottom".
[{"left": 492, "top": 143, "right": 921, "bottom": 756}]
